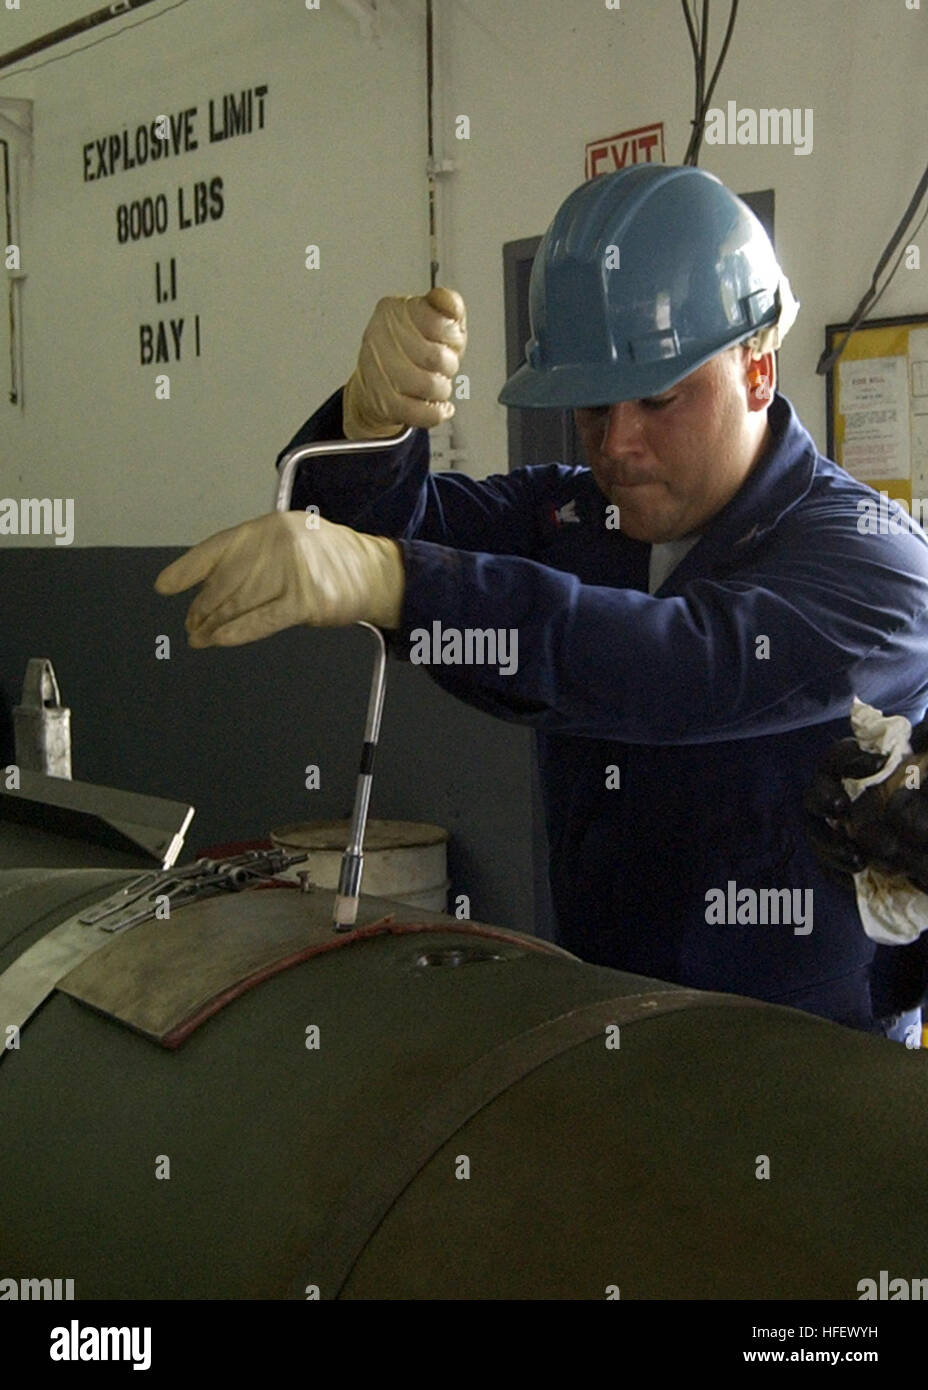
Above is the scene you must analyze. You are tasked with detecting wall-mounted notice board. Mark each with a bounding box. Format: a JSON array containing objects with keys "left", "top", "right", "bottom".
[{"left": 825, "top": 313, "right": 928, "bottom": 509}]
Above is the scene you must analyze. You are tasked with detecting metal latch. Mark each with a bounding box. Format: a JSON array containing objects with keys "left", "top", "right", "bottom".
[{"left": 78, "top": 848, "right": 309, "bottom": 934}]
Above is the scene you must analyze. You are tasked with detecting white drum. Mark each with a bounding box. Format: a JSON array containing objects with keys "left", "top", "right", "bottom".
[{"left": 270, "top": 819, "right": 449, "bottom": 911}]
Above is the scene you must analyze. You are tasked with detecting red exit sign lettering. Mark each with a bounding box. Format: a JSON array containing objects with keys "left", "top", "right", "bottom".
[{"left": 585, "top": 122, "right": 665, "bottom": 179}]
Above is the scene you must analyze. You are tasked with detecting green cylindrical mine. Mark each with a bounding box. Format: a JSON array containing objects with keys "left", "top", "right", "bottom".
[{"left": 0, "top": 868, "right": 925, "bottom": 1300}]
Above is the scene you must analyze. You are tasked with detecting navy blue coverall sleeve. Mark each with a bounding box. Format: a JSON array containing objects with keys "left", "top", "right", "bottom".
[
  {"left": 398, "top": 539, "right": 928, "bottom": 743},
  {"left": 276, "top": 386, "right": 928, "bottom": 747}
]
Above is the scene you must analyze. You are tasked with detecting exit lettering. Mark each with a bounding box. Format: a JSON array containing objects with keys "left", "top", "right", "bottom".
[{"left": 585, "top": 122, "right": 665, "bottom": 180}]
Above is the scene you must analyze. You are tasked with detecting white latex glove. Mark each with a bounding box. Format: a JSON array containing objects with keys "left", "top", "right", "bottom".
[
  {"left": 154, "top": 512, "right": 405, "bottom": 645},
  {"left": 342, "top": 286, "right": 467, "bottom": 439}
]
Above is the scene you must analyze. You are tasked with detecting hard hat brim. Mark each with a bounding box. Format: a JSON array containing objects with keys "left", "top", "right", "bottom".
[{"left": 497, "top": 335, "right": 758, "bottom": 410}]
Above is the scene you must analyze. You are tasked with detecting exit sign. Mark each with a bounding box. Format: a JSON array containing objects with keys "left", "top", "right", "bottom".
[{"left": 585, "top": 122, "right": 665, "bottom": 179}]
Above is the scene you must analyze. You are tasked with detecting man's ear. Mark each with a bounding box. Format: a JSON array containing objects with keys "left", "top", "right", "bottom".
[{"left": 745, "top": 350, "right": 775, "bottom": 411}]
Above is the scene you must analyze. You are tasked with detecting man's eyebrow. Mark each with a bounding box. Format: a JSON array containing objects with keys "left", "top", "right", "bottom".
[{"left": 581, "top": 386, "right": 681, "bottom": 409}]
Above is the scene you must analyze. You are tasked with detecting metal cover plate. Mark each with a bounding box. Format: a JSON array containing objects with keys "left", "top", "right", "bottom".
[
  {"left": 56, "top": 887, "right": 566, "bottom": 1048},
  {"left": 0, "top": 767, "right": 194, "bottom": 868}
]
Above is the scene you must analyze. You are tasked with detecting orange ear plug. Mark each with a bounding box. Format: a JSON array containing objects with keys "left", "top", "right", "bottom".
[{"left": 748, "top": 364, "right": 771, "bottom": 401}]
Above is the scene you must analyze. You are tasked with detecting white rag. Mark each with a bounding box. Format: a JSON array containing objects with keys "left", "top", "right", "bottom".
[{"left": 841, "top": 696, "right": 928, "bottom": 944}]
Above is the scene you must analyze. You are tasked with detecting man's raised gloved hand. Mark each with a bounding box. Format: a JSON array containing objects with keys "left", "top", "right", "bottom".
[
  {"left": 154, "top": 512, "right": 404, "bottom": 645},
  {"left": 342, "top": 286, "right": 468, "bottom": 440}
]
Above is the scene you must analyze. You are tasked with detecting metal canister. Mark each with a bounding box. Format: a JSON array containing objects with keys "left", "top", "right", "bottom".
[{"left": 12, "top": 658, "right": 71, "bottom": 778}]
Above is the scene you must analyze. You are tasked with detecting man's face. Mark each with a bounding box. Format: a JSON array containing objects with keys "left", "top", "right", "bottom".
[{"left": 573, "top": 345, "right": 771, "bottom": 543}]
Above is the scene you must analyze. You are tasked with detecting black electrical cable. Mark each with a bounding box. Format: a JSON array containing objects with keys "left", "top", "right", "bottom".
[
  {"left": 701, "top": 2, "right": 710, "bottom": 89},
  {"left": 426, "top": 0, "right": 438, "bottom": 289},
  {"left": 1, "top": 136, "right": 16, "bottom": 404},
  {"left": 701, "top": 0, "right": 739, "bottom": 118},
  {"left": 682, "top": 0, "right": 740, "bottom": 167},
  {"left": 681, "top": 1, "right": 699, "bottom": 66},
  {"left": 0, "top": 0, "right": 191, "bottom": 80},
  {"left": 694, "top": 1, "right": 708, "bottom": 161},
  {"left": 867, "top": 200, "right": 928, "bottom": 314},
  {"left": 817, "top": 159, "right": 928, "bottom": 375},
  {"left": 680, "top": 2, "right": 701, "bottom": 165},
  {"left": 683, "top": 2, "right": 707, "bottom": 164}
]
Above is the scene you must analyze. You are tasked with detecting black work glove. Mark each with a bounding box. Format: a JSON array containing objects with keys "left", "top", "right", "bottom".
[
  {"left": 804, "top": 718, "right": 928, "bottom": 894},
  {"left": 804, "top": 739, "right": 889, "bottom": 877}
]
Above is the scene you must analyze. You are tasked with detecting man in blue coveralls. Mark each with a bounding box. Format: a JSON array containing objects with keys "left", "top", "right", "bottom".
[{"left": 156, "top": 166, "right": 928, "bottom": 1040}]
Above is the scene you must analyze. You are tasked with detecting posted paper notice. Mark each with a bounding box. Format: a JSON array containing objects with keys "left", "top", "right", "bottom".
[{"left": 839, "top": 356, "right": 910, "bottom": 481}]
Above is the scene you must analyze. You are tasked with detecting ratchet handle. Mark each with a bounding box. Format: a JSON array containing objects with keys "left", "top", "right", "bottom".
[
  {"left": 274, "top": 430, "right": 415, "bottom": 513},
  {"left": 272, "top": 436, "right": 404, "bottom": 933}
]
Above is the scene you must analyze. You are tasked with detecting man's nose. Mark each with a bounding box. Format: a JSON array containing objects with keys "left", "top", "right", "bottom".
[{"left": 599, "top": 401, "right": 646, "bottom": 457}]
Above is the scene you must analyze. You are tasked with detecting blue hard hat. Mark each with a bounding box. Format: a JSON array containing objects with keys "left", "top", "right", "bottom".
[{"left": 499, "top": 164, "right": 792, "bottom": 409}]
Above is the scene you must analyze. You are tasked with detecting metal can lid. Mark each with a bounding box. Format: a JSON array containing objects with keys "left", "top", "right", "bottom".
[{"left": 270, "top": 818, "right": 449, "bottom": 852}]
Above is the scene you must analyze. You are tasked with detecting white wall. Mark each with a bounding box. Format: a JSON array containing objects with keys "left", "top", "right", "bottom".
[
  {"left": 1, "top": 0, "right": 926, "bottom": 544},
  {"left": 1, "top": 0, "right": 430, "bottom": 544}
]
